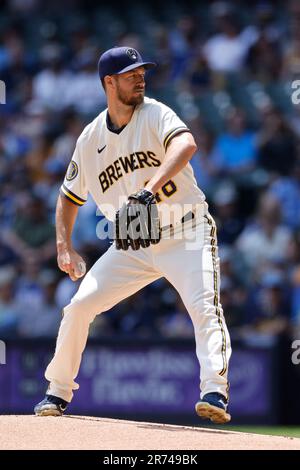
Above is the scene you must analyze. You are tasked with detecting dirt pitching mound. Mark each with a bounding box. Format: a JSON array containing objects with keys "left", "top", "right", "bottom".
[{"left": 0, "top": 415, "right": 299, "bottom": 450}]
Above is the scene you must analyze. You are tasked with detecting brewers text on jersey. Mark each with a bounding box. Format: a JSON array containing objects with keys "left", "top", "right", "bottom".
[{"left": 99, "top": 150, "right": 161, "bottom": 193}]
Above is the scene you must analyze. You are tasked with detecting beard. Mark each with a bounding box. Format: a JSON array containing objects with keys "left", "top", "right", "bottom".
[{"left": 115, "top": 81, "right": 144, "bottom": 106}]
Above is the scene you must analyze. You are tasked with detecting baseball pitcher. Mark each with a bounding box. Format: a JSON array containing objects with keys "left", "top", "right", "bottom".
[{"left": 34, "top": 47, "right": 232, "bottom": 424}]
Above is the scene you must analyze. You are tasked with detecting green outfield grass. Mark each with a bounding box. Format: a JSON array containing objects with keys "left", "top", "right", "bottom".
[{"left": 221, "top": 426, "right": 300, "bottom": 438}]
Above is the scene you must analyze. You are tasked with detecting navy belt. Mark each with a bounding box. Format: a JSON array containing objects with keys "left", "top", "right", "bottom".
[{"left": 161, "top": 210, "right": 195, "bottom": 232}]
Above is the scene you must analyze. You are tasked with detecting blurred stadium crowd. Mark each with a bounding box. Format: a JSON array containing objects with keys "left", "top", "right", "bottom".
[{"left": 1, "top": 0, "right": 300, "bottom": 344}]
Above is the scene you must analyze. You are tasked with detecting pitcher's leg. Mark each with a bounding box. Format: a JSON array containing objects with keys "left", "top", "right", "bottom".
[
  {"left": 45, "top": 245, "right": 160, "bottom": 402},
  {"left": 154, "top": 215, "right": 231, "bottom": 401}
]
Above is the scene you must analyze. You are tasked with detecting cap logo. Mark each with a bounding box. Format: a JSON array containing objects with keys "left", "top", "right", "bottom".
[{"left": 126, "top": 48, "right": 138, "bottom": 61}]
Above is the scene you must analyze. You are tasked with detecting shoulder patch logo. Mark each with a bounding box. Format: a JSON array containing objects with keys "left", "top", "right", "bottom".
[
  {"left": 66, "top": 161, "right": 78, "bottom": 181},
  {"left": 126, "top": 48, "right": 138, "bottom": 61}
]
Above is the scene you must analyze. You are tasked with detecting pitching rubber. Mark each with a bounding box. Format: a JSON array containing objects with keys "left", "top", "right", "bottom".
[{"left": 195, "top": 402, "right": 231, "bottom": 424}]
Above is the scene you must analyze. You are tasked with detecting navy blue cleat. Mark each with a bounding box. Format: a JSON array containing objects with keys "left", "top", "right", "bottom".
[
  {"left": 195, "top": 392, "right": 231, "bottom": 424},
  {"left": 34, "top": 395, "right": 68, "bottom": 417}
]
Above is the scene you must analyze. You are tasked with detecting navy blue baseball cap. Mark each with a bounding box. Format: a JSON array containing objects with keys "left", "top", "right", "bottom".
[{"left": 98, "top": 46, "right": 156, "bottom": 79}]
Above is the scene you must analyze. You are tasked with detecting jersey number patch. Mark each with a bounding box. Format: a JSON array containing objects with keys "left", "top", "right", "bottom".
[{"left": 144, "top": 179, "right": 177, "bottom": 202}]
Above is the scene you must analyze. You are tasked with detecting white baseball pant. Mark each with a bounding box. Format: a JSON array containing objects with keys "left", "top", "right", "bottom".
[{"left": 45, "top": 204, "right": 231, "bottom": 402}]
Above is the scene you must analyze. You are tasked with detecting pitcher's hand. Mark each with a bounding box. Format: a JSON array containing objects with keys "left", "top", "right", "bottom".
[{"left": 57, "top": 247, "right": 86, "bottom": 281}]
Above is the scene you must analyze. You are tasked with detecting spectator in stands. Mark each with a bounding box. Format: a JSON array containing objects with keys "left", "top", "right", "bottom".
[
  {"left": 32, "top": 43, "right": 72, "bottom": 111},
  {"left": 14, "top": 257, "right": 45, "bottom": 311},
  {"left": 244, "top": 269, "right": 290, "bottom": 336},
  {"left": 188, "top": 120, "right": 221, "bottom": 197},
  {"left": 2, "top": 194, "right": 56, "bottom": 264},
  {"left": 16, "top": 269, "right": 61, "bottom": 338},
  {"left": 246, "top": 30, "right": 282, "bottom": 83},
  {"left": 203, "top": 4, "right": 257, "bottom": 76},
  {"left": 168, "top": 15, "right": 198, "bottom": 81},
  {"left": 66, "top": 47, "right": 106, "bottom": 115},
  {"left": 150, "top": 26, "right": 174, "bottom": 89},
  {"left": 50, "top": 110, "right": 84, "bottom": 166},
  {"left": 254, "top": 1, "right": 282, "bottom": 42},
  {"left": 220, "top": 275, "right": 246, "bottom": 329},
  {"left": 257, "top": 105, "right": 297, "bottom": 176},
  {"left": 37, "top": 157, "right": 66, "bottom": 215},
  {"left": 25, "top": 127, "right": 57, "bottom": 185},
  {"left": 236, "top": 193, "right": 292, "bottom": 277},
  {"left": 185, "top": 47, "right": 212, "bottom": 95},
  {"left": 219, "top": 244, "right": 249, "bottom": 319},
  {"left": 268, "top": 160, "right": 300, "bottom": 230},
  {"left": 212, "top": 183, "right": 245, "bottom": 245},
  {"left": 282, "top": 3, "right": 300, "bottom": 80},
  {"left": 212, "top": 108, "right": 258, "bottom": 177}
]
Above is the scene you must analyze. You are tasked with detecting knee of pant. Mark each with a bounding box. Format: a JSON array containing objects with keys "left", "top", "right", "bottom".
[
  {"left": 63, "top": 301, "right": 96, "bottom": 324},
  {"left": 186, "top": 296, "right": 217, "bottom": 318}
]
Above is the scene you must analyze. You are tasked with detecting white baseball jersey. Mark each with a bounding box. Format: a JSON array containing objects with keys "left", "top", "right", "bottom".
[{"left": 60, "top": 97, "right": 205, "bottom": 225}]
